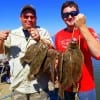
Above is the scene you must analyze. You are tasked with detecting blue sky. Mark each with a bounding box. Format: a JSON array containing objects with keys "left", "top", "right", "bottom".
[{"left": 0, "top": 0, "right": 100, "bottom": 36}]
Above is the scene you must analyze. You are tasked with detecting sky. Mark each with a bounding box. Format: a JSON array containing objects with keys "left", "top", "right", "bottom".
[{"left": 0, "top": 0, "right": 100, "bottom": 36}]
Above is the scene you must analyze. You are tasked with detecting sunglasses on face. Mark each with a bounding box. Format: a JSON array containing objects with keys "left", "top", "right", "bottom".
[
  {"left": 23, "top": 15, "right": 35, "bottom": 19},
  {"left": 62, "top": 11, "right": 79, "bottom": 18}
]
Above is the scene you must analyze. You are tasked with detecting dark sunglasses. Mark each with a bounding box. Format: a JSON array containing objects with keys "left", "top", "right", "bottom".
[
  {"left": 62, "top": 11, "right": 79, "bottom": 18},
  {"left": 23, "top": 15, "right": 35, "bottom": 19}
]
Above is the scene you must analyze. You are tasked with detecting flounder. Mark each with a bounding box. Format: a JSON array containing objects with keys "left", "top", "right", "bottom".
[
  {"left": 58, "top": 39, "right": 84, "bottom": 100},
  {"left": 20, "top": 41, "right": 48, "bottom": 81}
]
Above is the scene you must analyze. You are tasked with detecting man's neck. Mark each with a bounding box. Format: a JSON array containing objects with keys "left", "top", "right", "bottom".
[{"left": 66, "top": 25, "right": 76, "bottom": 33}]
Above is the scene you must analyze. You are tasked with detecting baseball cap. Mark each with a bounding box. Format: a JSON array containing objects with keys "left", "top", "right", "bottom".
[{"left": 20, "top": 5, "right": 36, "bottom": 16}]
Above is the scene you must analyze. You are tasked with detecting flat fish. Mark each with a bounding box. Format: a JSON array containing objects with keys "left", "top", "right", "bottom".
[
  {"left": 20, "top": 41, "right": 48, "bottom": 81},
  {"left": 58, "top": 39, "right": 84, "bottom": 100},
  {"left": 42, "top": 49, "right": 59, "bottom": 83}
]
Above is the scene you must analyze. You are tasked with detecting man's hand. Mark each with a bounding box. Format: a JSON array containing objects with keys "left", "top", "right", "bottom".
[
  {"left": 75, "top": 13, "right": 86, "bottom": 28},
  {"left": 0, "top": 30, "right": 10, "bottom": 41},
  {"left": 28, "top": 28, "right": 40, "bottom": 42}
]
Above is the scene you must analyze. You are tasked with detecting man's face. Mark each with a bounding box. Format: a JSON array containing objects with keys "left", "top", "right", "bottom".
[
  {"left": 62, "top": 6, "right": 78, "bottom": 27},
  {"left": 20, "top": 10, "right": 36, "bottom": 29}
]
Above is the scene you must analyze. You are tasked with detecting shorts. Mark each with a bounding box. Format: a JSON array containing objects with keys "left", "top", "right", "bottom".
[
  {"left": 11, "top": 90, "right": 50, "bottom": 100},
  {"left": 78, "top": 88, "right": 96, "bottom": 100}
]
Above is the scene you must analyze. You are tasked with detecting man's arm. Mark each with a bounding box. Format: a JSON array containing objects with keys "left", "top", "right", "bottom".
[
  {"left": 0, "top": 31, "right": 10, "bottom": 53},
  {"left": 80, "top": 25, "right": 100, "bottom": 59},
  {"left": 75, "top": 14, "right": 100, "bottom": 59}
]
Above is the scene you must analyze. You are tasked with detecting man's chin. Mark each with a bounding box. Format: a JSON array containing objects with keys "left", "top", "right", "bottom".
[
  {"left": 67, "top": 22, "right": 74, "bottom": 26},
  {"left": 68, "top": 24, "right": 74, "bottom": 27}
]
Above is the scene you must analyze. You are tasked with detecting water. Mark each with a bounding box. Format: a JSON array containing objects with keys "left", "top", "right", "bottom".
[{"left": 92, "top": 58, "right": 100, "bottom": 100}]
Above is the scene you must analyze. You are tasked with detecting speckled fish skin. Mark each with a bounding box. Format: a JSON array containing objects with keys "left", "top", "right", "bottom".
[
  {"left": 57, "top": 52, "right": 63, "bottom": 83},
  {"left": 20, "top": 42, "right": 41, "bottom": 65},
  {"left": 42, "top": 49, "right": 60, "bottom": 82},
  {"left": 20, "top": 41, "right": 48, "bottom": 81},
  {"left": 58, "top": 40, "right": 84, "bottom": 100}
]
